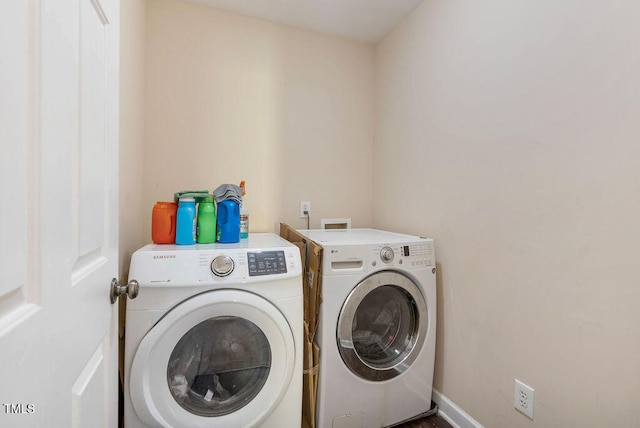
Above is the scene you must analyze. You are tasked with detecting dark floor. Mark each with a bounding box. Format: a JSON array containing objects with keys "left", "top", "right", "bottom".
[{"left": 394, "top": 413, "right": 454, "bottom": 428}]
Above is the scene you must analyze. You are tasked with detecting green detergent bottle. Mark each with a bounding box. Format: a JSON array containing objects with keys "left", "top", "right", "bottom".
[{"left": 196, "top": 195, "right": 216, "bottom": 244}]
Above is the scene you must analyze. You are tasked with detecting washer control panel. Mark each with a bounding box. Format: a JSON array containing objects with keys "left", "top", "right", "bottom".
[
  {"left": 130, "top": 243, "right": 302, "bottom": 286},
  {"left": 211, "top": 251, "right": 288, "bottom": 277},
  {"left": 247, "top": 250, "right": 287, "bottom": 276},
  {"left": 325, "top": 240, "right": 435, "bottom": 274},
  {"left": 371, "top": 241, "right": 434, "bottom": 269}
]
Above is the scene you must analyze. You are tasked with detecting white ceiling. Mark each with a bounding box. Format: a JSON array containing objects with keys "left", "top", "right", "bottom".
[{"left": 184, "top": 0, "right": 424, "bottom": 43}]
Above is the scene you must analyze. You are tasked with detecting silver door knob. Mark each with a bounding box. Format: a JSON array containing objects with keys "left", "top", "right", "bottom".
[{"left": 110, "top": 278, "right": 139, "bottom": 304}]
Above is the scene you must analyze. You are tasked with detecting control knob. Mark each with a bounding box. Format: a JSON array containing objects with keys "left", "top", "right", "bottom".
[
  {"left": 380, "top": 246, "right": 394, "bottom": 263},
  {"left": 211, "top": 255, "right": 234, "bottom": 277}
]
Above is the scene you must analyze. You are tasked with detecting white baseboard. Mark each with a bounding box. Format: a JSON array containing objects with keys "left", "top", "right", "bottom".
[{"left": 432, "top": 389, "right": 484, "bottom": 428}]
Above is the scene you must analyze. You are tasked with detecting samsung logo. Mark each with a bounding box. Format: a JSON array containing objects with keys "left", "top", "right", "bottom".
[{"left": 153, "top": 255, "right": 176, "bottom": 260}]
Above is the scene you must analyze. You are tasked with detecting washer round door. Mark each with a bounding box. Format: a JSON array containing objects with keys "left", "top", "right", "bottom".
[
  {"left": 337, "top": 271, "right": 428, "bottom": 381},
  {"left": 129, "top": 289, "right": 296, "bottom": 428}
]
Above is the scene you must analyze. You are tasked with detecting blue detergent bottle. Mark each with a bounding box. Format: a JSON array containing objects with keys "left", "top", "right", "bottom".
[
  {"left": 216, "top": 200, "right": 240, "bottom": 243},
  {"left": 175, "top": 197, "right": 197, "bottom": 245}
]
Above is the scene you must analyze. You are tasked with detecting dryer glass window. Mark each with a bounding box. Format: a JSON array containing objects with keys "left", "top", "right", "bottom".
[
  {"left": 351, "top": 285, "right": 417, "bottom": 368},
  {"left": 166, "top": 316, "right": 271, "bottom": 417}
]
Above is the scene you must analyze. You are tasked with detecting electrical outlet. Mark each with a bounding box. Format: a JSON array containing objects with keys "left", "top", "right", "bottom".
[
  {"left": 514, "top": 379, "right": 534, "bottom": 419},
  {"left": 299, "top": 201, "right": 311, "bottom": 219}
]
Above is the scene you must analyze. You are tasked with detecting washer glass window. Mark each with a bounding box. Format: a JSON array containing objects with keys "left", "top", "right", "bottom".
[
  {"left": 167, "top": 316, "right": 271, "bottom": 417},
  {"left": 337, "top": 271, "right": 427, "bottom": 381},
  {"left": 352, "top": 285, "right": 416, "bottom": 367}
]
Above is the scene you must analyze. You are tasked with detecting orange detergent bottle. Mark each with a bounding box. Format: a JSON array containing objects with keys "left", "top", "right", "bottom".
[{"left": 152, "top": 201, "right": 178, "bottom": 244}]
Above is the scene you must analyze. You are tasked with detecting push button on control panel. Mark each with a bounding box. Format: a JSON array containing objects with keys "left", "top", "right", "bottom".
[{"left": 408, "top": 258, "right": 433, "bottom": 267}]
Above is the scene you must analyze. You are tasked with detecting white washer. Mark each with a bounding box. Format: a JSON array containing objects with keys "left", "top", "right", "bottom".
[
  {"left": 298, "top": 229, "right": 436, "bottom": 428},
  {"left": 124, "top": 233, "right": 303, "bottom": 428}
]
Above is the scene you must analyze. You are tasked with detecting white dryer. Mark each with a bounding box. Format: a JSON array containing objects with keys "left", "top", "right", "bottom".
[
  {"left": 124, "top": 233, "right": 303, "bottom": 428},
  {"left": 298, "top": 229, "right": 436, "bottom": 428}
]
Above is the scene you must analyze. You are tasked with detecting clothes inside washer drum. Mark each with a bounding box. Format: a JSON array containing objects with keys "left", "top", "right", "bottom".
[
  {"left": 167, "top": 316, "right": 271, "bottom": 417},
  {"left": 351, "top": 287, "right": 414, "bottom": 367}
]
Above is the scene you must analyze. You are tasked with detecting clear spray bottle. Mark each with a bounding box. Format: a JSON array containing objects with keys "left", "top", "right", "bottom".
[{"left": 239, "top": 180, "right": 249, "bottom": 239}]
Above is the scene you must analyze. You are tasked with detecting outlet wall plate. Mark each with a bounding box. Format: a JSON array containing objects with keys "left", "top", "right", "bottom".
[
  {"left": 299, "top": 201, "right": 311, "bottom": 218},
  {"left": 514, "top": 379, "right": 534, "bottom": 419}
]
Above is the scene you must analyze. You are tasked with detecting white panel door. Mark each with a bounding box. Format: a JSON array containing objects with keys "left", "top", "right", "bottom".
[{"left": 0, "top": 0, "right": 119, "bottom": 427}]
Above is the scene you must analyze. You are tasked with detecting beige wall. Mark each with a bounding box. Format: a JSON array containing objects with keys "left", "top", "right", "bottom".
[
  {"left": 120, "top": 0, "right": 640, "bottom": 425},
  {"left": 143, "top": 0, "right": 374, "bottom": 238},
  {"left": 375, "top": 0, "right": 640, "bottom": 426},
  {"left": 119, "top": 0, "right": 147, "bottom": 275}
]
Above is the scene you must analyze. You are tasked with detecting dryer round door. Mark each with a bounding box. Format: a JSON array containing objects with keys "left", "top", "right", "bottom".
[
  {"left": 337, "top": 271, "right": 428, "bottom": 381},
  {"left": 129, "top": 289, "right": 296, "bottom": 428}
]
